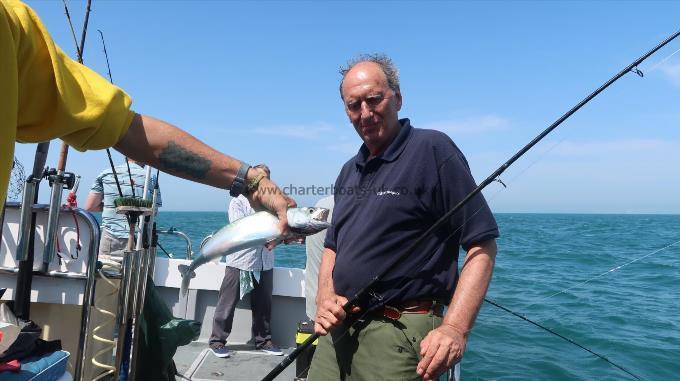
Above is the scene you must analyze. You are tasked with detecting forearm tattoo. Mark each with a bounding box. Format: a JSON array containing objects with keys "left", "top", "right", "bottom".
[{"left": 158, "top": 141, "right": 211, "bottom": 180}]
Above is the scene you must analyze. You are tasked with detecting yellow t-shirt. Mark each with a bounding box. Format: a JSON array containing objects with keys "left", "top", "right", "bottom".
[{"left": 0, "top": 0, "right": 135, "bottom": 207}]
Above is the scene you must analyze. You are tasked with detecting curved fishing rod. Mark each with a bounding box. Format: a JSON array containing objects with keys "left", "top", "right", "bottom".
[{"left": 262, "top": 30, "right": 680, "bottom": 381}]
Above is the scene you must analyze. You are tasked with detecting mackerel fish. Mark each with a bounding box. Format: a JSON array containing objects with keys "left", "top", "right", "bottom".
[{"left": 178, "top": 207, "right": 330, "bottom": 297}]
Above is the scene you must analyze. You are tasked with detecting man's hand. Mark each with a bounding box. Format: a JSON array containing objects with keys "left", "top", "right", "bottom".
[
  {"left": 314, "top": 291, "right": 358, "bottom": 335},
  {"left": 245, "top": 170, "right": 296, "bottom": 236},
  {"left": 416, "top": 323, "right": 467, "bottom": 381}
]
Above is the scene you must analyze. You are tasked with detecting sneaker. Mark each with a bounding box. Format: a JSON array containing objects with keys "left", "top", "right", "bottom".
[
  {"left": 209, "top": 343, "right": 231, "bottom": 358},
  {"left": 258, "top": 341, "right": 283, "bottom": 356}
]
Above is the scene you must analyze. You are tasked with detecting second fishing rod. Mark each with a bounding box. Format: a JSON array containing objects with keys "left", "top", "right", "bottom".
[{"left": 262, "top": 29, "right": 680, "bottom": 381}]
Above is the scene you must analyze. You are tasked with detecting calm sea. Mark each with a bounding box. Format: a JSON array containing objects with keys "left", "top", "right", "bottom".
[{"left": 149, "top": 212, "right": 680, "bottom": 380}]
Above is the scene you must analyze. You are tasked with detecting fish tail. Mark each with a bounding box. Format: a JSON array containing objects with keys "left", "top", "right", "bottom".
[{"left": 178, "top": 264, "right": 196, "bottom": 297}]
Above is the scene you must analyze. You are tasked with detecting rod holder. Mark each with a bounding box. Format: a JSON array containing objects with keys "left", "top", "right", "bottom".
[{"left": 42, "top": 175, "right": 65, "bottom": 267}]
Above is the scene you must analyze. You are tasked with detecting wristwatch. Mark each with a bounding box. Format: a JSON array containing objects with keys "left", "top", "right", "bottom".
[{"left": 229, "top": 161, "right": 251, "bottom": 197}]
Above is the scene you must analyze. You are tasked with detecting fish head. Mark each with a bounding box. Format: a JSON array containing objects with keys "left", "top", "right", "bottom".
[{"left": 286, "top": 207, "right": 331, "bottom": 235}]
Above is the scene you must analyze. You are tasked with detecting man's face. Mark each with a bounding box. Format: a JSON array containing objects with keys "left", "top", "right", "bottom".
[{"left": 341, "top": 62, "right": 402, "bottom": 156}]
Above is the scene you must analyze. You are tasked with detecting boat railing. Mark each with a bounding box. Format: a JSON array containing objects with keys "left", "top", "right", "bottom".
[
  {"left": 0, "top": 201, "right": 99, "bottom": 381},
  {"left": 157, "top": 227, "right": 194, "bottom": 260}
]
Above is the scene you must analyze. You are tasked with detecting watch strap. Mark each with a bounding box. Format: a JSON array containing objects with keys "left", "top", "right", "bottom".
[{"left": 229, "top": 161, "right": 251, "bottom": 197}]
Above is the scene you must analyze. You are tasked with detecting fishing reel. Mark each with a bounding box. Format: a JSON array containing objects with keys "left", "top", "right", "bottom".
[{"left": 45, "top": 169, "right": 77, "bottom": 190}]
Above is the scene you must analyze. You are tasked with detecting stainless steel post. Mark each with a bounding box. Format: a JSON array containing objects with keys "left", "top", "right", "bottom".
[
  {"left": 127, "top": 248, "right": 146, "bottom": 381},
  {"left": 113, "top": 243, "right": 135, "bottom": 379},
  {"left": 42, "top": 175, "right": 64, "bottom": 268},
  {"left": 73, "top": 208, "right": 100, "bottom": 381}
]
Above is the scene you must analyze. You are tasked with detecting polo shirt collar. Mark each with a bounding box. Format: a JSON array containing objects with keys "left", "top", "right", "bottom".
[{"left": 354, "top": 118, "right": 413, "bottom": 168}]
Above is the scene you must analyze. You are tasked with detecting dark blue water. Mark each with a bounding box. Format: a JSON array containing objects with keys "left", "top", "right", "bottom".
[{"left": 153, "top": 212, "right": 680, "bottom": 380}]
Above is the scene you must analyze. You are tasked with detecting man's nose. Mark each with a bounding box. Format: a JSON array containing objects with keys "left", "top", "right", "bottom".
[{"left": 360, "top": 101, "right": 373, "bottom": 120}]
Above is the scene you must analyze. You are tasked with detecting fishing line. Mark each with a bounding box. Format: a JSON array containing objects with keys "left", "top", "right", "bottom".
[
  {"left": 640, "top": 46, "right": 680, "bottom": 74},
  {"left": 263, "top": 31, "right": 680, "bottom": 381},
  {"left": 124, "top": 157, "right": 136, "bottom": 198},
  {"left": 97, "top": 29, "right": 137, "bottom": 199},
  {"left": 529, "top": 238, "right": 680, "bottom": 307},
  {"left": 484, "top": 298, "right": 642, "bottom": 381},
  {"left": 157, "top": 242, "right": 172, "bottom": 258},
  {"left": 369, "top": 184, "right": 643, "bottom": 381}
]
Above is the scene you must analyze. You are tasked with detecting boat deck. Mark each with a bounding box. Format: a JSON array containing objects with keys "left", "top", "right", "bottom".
[{"left": 174, "top": 341, "right": 297, "bottom": 381}]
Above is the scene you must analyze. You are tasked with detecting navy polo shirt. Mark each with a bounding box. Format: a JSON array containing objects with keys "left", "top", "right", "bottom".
[{"left": 325, "top": 119, "right": 499, "bottom": 308}]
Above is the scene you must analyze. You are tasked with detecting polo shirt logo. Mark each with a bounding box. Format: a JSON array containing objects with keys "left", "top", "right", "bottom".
[{"left": 376, "top": 190, "right": 400, "bottom": 196}]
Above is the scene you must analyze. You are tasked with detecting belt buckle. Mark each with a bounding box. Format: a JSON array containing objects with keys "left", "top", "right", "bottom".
[{"left": 383, "top": 305, "right": 402, "bottom": 320}]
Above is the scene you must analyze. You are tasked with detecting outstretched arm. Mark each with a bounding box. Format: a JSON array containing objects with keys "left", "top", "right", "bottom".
[
  {"left": 417, "top": 238, "right": 497, "bottom": 381},
  {"left": 114, "top": 114, "right": 294, "bottom": 228}
]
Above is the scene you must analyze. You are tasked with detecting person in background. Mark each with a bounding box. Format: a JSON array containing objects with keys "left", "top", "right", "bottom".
[
  {"left": 308, "top": 54, "right": 499, "bottom": 381},
  {"left": 304, "top": 195, "right": 334, "bottom": 321},
  {"left": 84, "top": 159, "right": 163, "bottom": 263},
  {"left": 209, "top": 164, "right": 284, "bottom": 358},
  {"left": 0, "top": 0, "right": 294, "bottom": 226},
  {"left": 81, "top": 159, "right": 161, "bottom": 378}
]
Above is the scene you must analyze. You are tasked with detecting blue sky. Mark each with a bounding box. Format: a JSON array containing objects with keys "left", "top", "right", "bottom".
[{"left": 14, "top": 1, "right": 680, "bottom": 213}]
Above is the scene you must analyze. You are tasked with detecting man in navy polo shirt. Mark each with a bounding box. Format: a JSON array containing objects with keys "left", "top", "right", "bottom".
[{"left": 308, "top": 54, "right": 499, "bottom": 381}]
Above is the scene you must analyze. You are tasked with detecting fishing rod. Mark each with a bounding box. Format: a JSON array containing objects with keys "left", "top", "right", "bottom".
[
  {"left": 262, "top": 30, "right": 680, "bottom": 381},
  {"left": 43, "top": 0, "right": 93, "bottom": 272}
]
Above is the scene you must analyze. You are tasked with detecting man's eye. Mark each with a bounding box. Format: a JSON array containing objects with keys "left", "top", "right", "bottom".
[
  {"left": 346, "top": 101, "right": 360, "bottom": 111},
  {"left": 366, "top": 95, "right": 384, "bottom": 106}
]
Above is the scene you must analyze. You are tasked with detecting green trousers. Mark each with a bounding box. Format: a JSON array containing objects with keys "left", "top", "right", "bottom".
[{"left": 308, "top": 311, "right": 443, "bottom": 381}]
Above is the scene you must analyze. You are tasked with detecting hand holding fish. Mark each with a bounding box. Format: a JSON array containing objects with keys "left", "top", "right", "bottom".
[{"left": 244, "top": 167, "right": 297, "bottom": 237}]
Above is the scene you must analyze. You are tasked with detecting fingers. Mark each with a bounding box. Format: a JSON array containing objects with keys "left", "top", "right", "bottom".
[
  {"left": 314, "top": 295, "right": 349, "bottom": 335},
  {"left": 417, "top": 338, "right": 439, "bottom": 379},
  {"left": 264, "top": 240, "right": 278, "bottom": 251},
  {"left": 421, "top": 344, "right": 452, "bottom": 381},
  {"left": 247, "top": 177, "right": 294, "bottom": 235},
  {"left": 284, "top": 194, "right": 297, "bottom": 208},
  {"left": 417, "top": 326, "right": 465, "bottom": 381},
  {"left": 282, "top": 237, "right": 304, "bottom": 245}
]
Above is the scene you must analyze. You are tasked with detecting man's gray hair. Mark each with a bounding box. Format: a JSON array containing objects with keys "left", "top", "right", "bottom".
[{"left": 339, "top": 53, "right": 400, "bottom": 100}]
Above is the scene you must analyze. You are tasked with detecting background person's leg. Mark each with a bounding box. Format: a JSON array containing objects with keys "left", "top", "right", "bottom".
[
  {"left": 251, "top": 269, "right": 273, "bottom": 346},
  {"left": 209, "top": 266, "right": 240, "bottom": 346}
]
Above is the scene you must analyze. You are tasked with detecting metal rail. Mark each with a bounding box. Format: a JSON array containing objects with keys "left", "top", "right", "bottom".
[
  {"left": 2, "top": 202, "right": 99, "bottom": 381},
  {"left": 157, "top": 228, "right": 194, "bottom": 259}
]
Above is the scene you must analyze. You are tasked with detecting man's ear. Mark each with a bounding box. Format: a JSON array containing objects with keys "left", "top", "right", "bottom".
[{"left": 395, "top": 89, "right": 402, "bottom": 111}]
